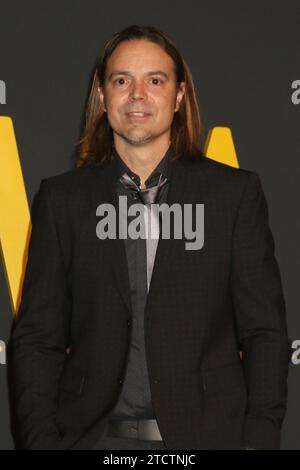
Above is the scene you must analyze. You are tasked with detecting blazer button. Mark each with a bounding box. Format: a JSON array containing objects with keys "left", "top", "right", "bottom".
[
  {"left": 153, "top": 379, "right": 159, "bottom": 384},
  {"left": 127, "top": 320, "right": 131, "bottom": 327},
  {"left": 119, "top": 378, "right": 124, "bottom": 385}
]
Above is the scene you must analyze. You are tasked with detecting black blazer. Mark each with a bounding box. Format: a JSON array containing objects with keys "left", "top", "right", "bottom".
[{"left": 7, "top": 153, "right": 291, "bottom": 450}]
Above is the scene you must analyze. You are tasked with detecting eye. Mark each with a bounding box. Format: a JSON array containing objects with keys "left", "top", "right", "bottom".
[
  {"left": 114, "top": 78, "right": 127, "bottom": 85},
  {"left": 150, "top": 78, "right": 162, "bottom": 85}
]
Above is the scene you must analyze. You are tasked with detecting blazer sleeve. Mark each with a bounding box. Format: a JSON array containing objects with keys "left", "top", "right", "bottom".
[
  {"left": 230, "top": 171, "right": 292, "bottom": 450},
  {"left": 7, "top": 178, "right": 70, "bottom": 449}
]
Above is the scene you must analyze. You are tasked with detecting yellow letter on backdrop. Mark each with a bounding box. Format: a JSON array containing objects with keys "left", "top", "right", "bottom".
[
  {"left": 0, "top": 116, "right": 31, "bottom": 315},
  {"left": 204, "top": 126, "right": 239, "bottom": 168}
]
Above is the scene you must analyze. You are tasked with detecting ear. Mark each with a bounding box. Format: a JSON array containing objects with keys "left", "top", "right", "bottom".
[
  {"left": 175, "top": 81, "right": 185, "bottom": 112},
  {"left": 98, "top": 86, "right": 107, "bottom": 112}
]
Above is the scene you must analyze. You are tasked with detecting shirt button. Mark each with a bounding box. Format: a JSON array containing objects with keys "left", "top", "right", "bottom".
[{"left": 118, "top": 378, "right": 124, "bottom": 385}]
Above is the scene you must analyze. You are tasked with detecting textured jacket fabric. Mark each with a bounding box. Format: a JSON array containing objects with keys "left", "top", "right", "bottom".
[{"left": 7, "top": 151, "right": 291, "bottom": 450}]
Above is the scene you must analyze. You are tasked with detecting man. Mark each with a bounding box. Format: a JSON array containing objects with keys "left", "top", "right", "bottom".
[{"left": 7, "top": 24, "right": 291, "bottom": 450}]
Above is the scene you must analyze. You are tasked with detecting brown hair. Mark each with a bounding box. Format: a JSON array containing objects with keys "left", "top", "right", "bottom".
[{"left": 76, "top": 24, "right": 202, "bottom": 167}]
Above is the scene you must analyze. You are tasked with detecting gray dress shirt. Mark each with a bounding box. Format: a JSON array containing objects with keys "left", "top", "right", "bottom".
[{"left": 108, "top": 143, "right": 174, "bottom": 420}]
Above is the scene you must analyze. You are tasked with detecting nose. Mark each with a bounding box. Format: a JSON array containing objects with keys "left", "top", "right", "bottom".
[{"left": 128, "top": 80, "right": 146, "bottom": 101}]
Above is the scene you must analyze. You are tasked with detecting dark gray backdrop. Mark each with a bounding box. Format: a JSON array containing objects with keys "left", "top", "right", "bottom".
[{"left": 0, "top": 0, "right": 299, "bottom": 449}]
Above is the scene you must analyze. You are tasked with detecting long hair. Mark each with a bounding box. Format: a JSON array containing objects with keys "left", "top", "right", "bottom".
[{"left": 77, "top": 25, "right": 202, "bottom": 167}]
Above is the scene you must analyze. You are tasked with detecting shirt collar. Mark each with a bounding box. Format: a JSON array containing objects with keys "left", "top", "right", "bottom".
[{"left": 112, "top": 142, "right": 174, "bottom": 188}]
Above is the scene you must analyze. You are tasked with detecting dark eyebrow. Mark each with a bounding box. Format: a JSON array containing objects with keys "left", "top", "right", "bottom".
[{"left": 108, "top": 70, "right": 169, "bottom": 81}]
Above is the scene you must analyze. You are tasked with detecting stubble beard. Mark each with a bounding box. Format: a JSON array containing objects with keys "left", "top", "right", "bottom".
[{"left": 117, "top": 127, "right": 153, "bottom": 146}]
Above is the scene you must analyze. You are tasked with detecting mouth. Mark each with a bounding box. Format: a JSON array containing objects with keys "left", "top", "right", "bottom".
[{"left": 126, "top": 112, "right": 151, "bottom": 120}]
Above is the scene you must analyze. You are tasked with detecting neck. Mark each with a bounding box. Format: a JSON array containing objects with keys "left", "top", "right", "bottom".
[{"left": 113, "top": 137, "right": 171, "bottom": 188}]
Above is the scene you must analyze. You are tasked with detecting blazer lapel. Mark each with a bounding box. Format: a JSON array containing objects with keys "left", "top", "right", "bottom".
[
  {"left": 145, "top": 156, "right": 206, "bottom": 308},
  {"left": 91, "top": 160, "right": 133, "bottom": 316},
  {"left": 148, "top": 157, "right": 189, "bottom": 281}
]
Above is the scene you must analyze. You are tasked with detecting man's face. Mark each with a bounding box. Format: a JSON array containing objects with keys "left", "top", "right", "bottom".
[{"left": 98, "top": 39, "right": 185, "bottom": 146}]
